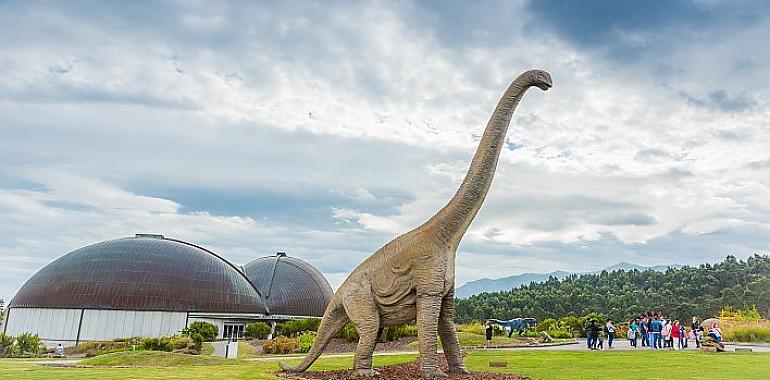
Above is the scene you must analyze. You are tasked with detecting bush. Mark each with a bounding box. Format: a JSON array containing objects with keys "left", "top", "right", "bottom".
[
  {"left": 277, "top": 318, "right": 321, "bottom": 337},
  {"left": 558, "top": 316, "right": 583, "bottom": 337},
  {"left": 720, "top": 306, "right": 763, "bottom": 322},
  {"left": 141, "top": 336, "right": 174, "bottom": 352},
  {"left": 182, "top": 321, "right": 218, "bottom": 342},
  {"left": 456, "top": 322, "right": 486, "bottom": 335},
  {"left": 262, "top": 336, "right": 298, "bottom": 354},
  {"left": 335, "top": 323, "right": 358, "bottom": 342},
  {"left": 379, "top": 324, "right": 418, "bottom": 342},
  {"left": 535, "top": 318, "right": 558, "bottom": 333},
  {"left": 15, "top": 333, "right": 42, "bottom": 356},
  {"left": 74, "top": 341, "right": 131, "bottom": 356},
  {"left": 547, "top": 328, "right": 573, "bottom": 339},
  {"left": 723, "top": 325, "right": 770, "bottom": 343},
  {"left": 0, "top": 333, "right": 16, "bottom": 357},
  {"left": 245, "top": 322, "right": 272, "bottom": 340},
  {"left": 297, "top": 331, "right": 316, "bottom": 353}
]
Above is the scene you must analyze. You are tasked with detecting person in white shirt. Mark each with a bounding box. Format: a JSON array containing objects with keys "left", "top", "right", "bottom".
[{"left": 605, "top": 319, "right": 616, "bottom": 349}]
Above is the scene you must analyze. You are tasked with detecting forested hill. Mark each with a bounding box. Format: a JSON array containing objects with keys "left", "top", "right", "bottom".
[{"left": 454, "top": 255, "right": 770, "bottom": 323}]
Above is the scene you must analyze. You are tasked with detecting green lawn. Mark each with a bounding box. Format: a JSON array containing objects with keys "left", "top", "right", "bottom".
[{"left": 1, "top": 350, "right": 769, "bottom": 380}]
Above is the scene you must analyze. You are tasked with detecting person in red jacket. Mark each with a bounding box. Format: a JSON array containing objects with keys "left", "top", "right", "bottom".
[{"left": 670, "top": 320, "right": 681, "bottom": 350}]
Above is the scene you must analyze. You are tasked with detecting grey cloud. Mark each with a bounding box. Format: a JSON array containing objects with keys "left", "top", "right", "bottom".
[
  {"left": 679, "top": 89, "right": 756, "bottom": 113},
  {"left": 523, "top": 0, "right": 769, "bottom": 61}
]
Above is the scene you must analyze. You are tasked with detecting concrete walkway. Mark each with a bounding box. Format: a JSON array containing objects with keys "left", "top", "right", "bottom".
[{"left": 515, "top": 339, "right": 770, "bottom": 352}]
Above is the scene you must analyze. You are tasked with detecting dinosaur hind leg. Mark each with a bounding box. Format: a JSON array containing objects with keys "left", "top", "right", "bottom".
[
  {"left": 344, "top": 288, "right": 381, "bottom": 378},
  {"left": 438, "top": 287, "right": 468, "bottom": 375}
]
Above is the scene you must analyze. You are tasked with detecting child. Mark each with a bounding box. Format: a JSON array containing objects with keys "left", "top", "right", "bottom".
[
  {"left": 696, "top": 328, "right": 704, "bottom": 347},
  {"left": 597, "top": 328, "right": 605, "bottom": 349},
  {"left": 628, "top": 324, "right": 637, "bottom": 347}
]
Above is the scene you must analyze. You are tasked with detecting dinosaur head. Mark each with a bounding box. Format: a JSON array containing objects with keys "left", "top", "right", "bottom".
[{"left": 526, "top": 70, "right": 552, "bottom": 91}]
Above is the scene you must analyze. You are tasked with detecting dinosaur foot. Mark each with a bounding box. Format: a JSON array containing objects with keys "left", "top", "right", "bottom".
[
  {"left": 449, "top": 366, "right": 471, "bottom": 375},
  {"left": 421, "top": 369, "right": 448, "bottom": 379},
  {"left": 353, "top": 368, "right": 381, "bottom": 378}
]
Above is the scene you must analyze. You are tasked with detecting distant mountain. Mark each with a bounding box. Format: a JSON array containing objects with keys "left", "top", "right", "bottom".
[
  {"left": 456, "top": 262, "right": 681, "bottom": 298},
  {"left": 601, "top": 262, "right": 682, "bottom": 273},
  {"left": 455, "top": 270, "right": 571, "bottom": 299}
]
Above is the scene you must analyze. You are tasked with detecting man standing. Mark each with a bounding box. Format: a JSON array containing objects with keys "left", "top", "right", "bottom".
[
  {"left": 649, "top": 316, "right": 660, "bottom": 350},
  {"left": 639, "top": 317, "right": 648, "bottom": 347}
]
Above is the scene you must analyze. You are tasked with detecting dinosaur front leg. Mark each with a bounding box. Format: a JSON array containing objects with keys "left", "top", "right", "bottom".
[
  {"left": 438, "top": 288, "right": 469, "bottom": 375},
  {"left": 417, "top": 293, "right": 447, "bottom": 379}
]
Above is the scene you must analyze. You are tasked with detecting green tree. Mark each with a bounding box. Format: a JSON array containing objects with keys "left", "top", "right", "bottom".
[{"left": 455, "top": 255, "right": 770, "bottom": 324}]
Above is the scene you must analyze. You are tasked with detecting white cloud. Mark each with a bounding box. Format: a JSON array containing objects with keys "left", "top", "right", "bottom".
[{"left": 2, "top": 1, "right": 770, "bottom": 300}]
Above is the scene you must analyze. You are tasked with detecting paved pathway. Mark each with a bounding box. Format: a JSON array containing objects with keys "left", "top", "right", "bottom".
[{"left": 499, "top": 339, "right": 770, "bottom": 353}]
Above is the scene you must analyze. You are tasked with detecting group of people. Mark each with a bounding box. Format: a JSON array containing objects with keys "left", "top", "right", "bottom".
[
  {"left": 627, "top": 314, "right": 723, "bottom": 350},
  {"left": 585, "top": 314, "right": 724, "bottom": 350},
  {"left": 584, "top": 318, "right": 617, "bottom": 350}
]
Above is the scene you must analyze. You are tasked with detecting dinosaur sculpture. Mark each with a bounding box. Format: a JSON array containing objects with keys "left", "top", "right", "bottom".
[
  {"left": 487, "top": 318, "right": 538, "bottom": 337},
  {"left": 280, "top": 70, "right": 552, "bottom": 379}
]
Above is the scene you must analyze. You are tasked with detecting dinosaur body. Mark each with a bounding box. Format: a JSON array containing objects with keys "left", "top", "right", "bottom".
[
  {"left": 487, "top": 318, "right": 538, "bottom": 337},
  {"left": 280, "top": 70, "right": 552, "bottom": 379}
]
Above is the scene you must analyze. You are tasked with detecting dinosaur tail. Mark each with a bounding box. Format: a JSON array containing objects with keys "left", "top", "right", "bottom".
[{"left": 279, "top": 297, "right": 348, "bottom": 372}]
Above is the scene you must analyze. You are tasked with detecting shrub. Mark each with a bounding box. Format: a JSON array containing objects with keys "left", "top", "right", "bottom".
[
  {"left": 535, "top": 318, "right": 558, "bottom": 333},
  {"left": 297, "top": 331, "right": 316, "bottom": 353},
  {"left": 262, "top": 336, "right": 298, "bottom": 354},
  {"left": 245, "top": 322, "right": 272, "bottom": 340},
  {"left": 720, "top": 306, "right": 763, "bottom": 322},
  {"left": 74, "top": 341, "right": 131, "bottom": 356},
  {"left": 456, "top": 322, "right": 486, "bottom": 335},
  {"left": 547, "top": 328, "right": 573, "bottom": 339},
  {"left": 723, "top": 325, "right": 770, "bottom": 343},
  {"left": 182, "top": 321, "right": 218, "bottom": 342},
  {"left": 141, "top": 336, "right": 174, "bottom": 352},
  {"left": 558, "top": 316, "right": 583, "bottom": 337},
  {"left": 336, "top": 323, "right": 359, "bottom": 342},
  {"left": 0, "top": 333, "right": 16, "bottom": 357},
  {"left": 15, "top": 333, "right": 42, "bottom": 356},
  {"left": 379, "top": 324, "right": 418, "bottom": 342},
  {"left": 277, "top": 318, "right": 321, "bottom": 337}
]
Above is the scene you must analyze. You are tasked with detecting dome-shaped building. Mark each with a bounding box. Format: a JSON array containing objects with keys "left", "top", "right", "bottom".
[
  {"left": 243, "top": 253, "right": 334, "bottom": 317},
  {"left": 10, "top": 234, "right": 266, "bottom": 313},
  {"left": 3, "top": 235, "right": 333, "bottom": 346}
]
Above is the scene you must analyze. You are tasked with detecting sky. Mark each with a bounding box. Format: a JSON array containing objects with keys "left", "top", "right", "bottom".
[{"left": 2, "top": 0, "right": 770, "bottom": 302}]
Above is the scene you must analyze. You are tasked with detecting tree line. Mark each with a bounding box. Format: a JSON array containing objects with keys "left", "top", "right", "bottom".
[{"left": 455, "top": 255, "right": 770, "bottom": 323}]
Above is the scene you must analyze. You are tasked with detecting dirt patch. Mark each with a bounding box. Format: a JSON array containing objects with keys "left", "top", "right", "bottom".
[
  {"left": 279, "top": 355, "right": 528, "bottom": 380},
  {"left": 324, "top": 337, "right": 417, "bottom": 353},
  {"left": 250, "top": 337, "right": 417, "bottom": 355}
]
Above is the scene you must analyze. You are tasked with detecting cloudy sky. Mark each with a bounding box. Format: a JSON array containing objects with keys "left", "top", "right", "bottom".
[{"left": 2, "top": 0, "right": 770, "bottom": 302}]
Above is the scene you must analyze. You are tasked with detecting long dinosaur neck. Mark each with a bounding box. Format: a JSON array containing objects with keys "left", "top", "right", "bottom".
[{"left": 429, "top": 74, "right": 534, "bottom": 244}]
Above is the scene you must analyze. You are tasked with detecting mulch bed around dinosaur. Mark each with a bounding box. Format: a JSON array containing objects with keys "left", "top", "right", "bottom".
[{"left": 279, "top": 355, "right": 528, "bottom": 380}]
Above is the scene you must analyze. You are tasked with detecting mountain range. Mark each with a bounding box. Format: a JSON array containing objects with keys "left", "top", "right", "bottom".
[{"left": 456, "top": 262, "right": 681, "bottom": 298}]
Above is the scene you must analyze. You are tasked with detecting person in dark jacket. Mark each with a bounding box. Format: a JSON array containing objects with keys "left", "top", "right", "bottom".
[
  {"left": 691, "top": 317, "right": 701, "bottom": 348},
  {"left": 485, "top": 321, "right": 494, "bottom": 347},
  {"left": 588, "top": 319, "right": 600, "bottom": 350}
]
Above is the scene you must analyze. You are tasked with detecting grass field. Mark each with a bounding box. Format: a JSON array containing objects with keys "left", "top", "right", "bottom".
[{"left": 1, "top": 350, "right": 769, "bottom": 380}]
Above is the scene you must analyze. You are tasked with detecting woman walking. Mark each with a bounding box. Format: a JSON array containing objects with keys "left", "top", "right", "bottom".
[{"left": 605, "top": 319, "right": 615, "bottom": 349}]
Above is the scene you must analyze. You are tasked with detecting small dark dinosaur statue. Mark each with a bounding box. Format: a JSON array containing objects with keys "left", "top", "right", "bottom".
[
  {"left": 487, "top": 318, "right": 538, "bottom": 337},
  {"left": 280, "top": 70, "right": 553, "bottom": 378}
]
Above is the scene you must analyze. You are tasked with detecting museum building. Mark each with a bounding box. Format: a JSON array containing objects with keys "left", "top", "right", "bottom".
[{"left": 2, "top": 234, "right": 334, "bottom": 346}]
